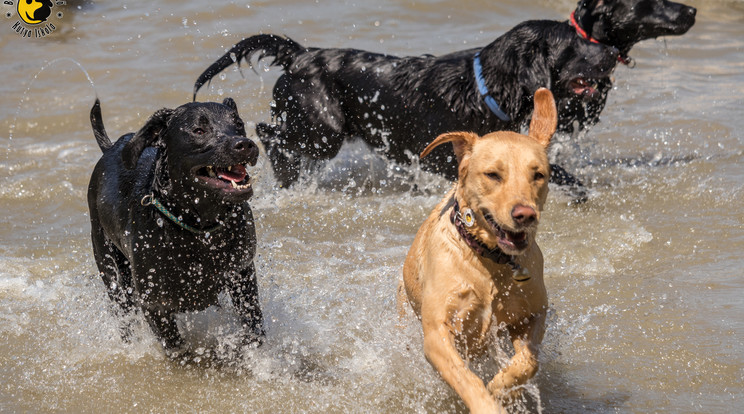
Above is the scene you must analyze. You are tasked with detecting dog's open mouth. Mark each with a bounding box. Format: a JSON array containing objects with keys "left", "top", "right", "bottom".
[
  {"left": 195, "top": 164, "right": 253, "bottom": 193},
  {"left": 570, "top": 77, "right": 600, "bottom": 98},
  {"left": 485, "top": 214, "right": 530, "bottom": 252}
]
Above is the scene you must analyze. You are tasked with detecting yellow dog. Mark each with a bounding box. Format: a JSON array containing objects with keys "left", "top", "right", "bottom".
[{"left": 400, "top": 88, "right": 557, "bottom": 413}]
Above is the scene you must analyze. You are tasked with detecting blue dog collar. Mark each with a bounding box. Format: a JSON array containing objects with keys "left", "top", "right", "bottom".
[{"left": 473, "top": 52, "right": 511, "bottom": 122}]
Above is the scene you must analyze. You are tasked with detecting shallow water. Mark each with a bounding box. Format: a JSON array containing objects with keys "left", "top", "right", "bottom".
[{"left": 1, "top": 0, "right": 743, "bottom": 412}]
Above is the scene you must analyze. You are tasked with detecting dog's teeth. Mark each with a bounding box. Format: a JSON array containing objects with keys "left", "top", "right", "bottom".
[
  {"left": 228, "top": 166, "right": 232, "bottom": 172},
  {"left": 230, "top": 180, "right": 238, "bottom": 188}
]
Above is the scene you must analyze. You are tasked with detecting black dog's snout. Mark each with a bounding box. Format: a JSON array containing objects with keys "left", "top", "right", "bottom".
[
  {"left": 232, "top": 137, "right": 259, "bottom": 163},
  {"left": 234, "top": 137, "right": 256, "bottom": 152}
]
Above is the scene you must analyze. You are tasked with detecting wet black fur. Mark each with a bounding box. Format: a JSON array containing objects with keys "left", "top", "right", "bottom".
[
  {"left": 193, "top": 0, "right": 695, "bottom": 191},
  {"left": 195, "top": 24, "right": 617, "bottom": 189},
  {"left": 87, "top": 98, "right": 263, "bottom": 356}
]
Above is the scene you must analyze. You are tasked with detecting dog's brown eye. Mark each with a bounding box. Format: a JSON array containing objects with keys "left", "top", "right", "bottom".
[
  {"left": 193, "top": 128, "right": 206, "bottom": 135},
  {"left": 485, "top": 172, "right": 501, "bottom": 182}
]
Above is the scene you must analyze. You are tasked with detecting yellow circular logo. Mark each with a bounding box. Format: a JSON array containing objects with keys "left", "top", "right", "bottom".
[
  {"left": 17, "top": 0, "right": 53, "bottom": 25},
  {"left": 5, "top": 0, "right": 66, "bottom": 38}
]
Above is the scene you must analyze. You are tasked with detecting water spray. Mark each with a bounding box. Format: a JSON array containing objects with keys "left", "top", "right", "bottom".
[{"left": 9, "top": 57, "right": 98, "bottom": 141}]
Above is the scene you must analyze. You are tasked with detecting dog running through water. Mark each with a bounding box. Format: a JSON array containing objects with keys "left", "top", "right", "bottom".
[
  {"left": 193, "top": 23, "right": 617, "bottom": 191},
  {"left": 87, "top": 98, "right": 264, "bottom": 357},
  {"left": 399, "top": 88, "right": 557, "bottom": 413}
]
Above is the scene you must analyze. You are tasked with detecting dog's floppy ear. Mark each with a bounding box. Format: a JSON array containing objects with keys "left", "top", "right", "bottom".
[
  {"left": 420, "top": 131, "right": 478, "bottom": 164},
  {"left": 528, "top": 88, "right": 557, "bottom": 148},
  {"left": 222, "top": 97, "right": 238, "bottom": 112},
  {"left": 121, "top": 107, "right": 174, "bottom": 169}
]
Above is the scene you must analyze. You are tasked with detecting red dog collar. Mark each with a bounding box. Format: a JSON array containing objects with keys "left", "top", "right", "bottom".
[{"left": 569, "top": 11, "right": 634, "bottom": 66}]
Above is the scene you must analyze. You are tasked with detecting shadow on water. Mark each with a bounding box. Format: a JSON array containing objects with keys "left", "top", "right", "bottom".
[{"left": 537, "top": 366, "right": 631, "bottom": 414}]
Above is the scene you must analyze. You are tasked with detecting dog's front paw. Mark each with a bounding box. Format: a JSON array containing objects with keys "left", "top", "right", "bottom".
[
  {"left": 487, "top": 373, "right": 508, "bottom": 397},
  {"left": 487, "top": 376, "right": 521, "bottom": 409}
]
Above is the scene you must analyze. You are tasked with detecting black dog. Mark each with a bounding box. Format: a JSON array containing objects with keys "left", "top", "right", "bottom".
[
  {"left": 87, "top": 98, "right": 264, "bottom": 357},
  {"left": 194, "top": 23, "right": 618, "bottom": 190},
  {"left": 193, "top": 0, "right": 694, "bottom": 192},
  {"left": 563, "top": 0, "right": 697, "bottom": 133}
]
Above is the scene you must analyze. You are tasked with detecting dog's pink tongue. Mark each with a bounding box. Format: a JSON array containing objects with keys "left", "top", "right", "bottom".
[
  {"left": 571, "top": 78, "right": 597, "bottom": 97},
  {"left": 216, "top": 165, "right": 247, "bottom": 182}
]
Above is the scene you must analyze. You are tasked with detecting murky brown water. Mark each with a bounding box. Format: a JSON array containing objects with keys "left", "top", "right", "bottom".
[{"left": 1, "top": 0, "right": 743, "bottom": 412}]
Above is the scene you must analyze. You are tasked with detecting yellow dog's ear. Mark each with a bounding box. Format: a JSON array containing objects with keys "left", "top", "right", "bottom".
[
  {"left": 420, "top": 131, "right": 479, "bottom": 165},
  {"left": 528, "top": 88, "right": 557, "bottom": 148}
]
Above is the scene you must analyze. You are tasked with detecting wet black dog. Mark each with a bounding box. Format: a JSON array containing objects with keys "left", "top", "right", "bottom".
[
  {"left": 194, "top": 23, "right": 618, "bottom": 190},
  {"left": 87, "top": 98, "right": 264, "bottom": 357},
  {"left": 193, "top": 0, "right": 694, "bottom": 192},
  {"left": 564, "top": 0, "right": 696, "bottom": 133}
]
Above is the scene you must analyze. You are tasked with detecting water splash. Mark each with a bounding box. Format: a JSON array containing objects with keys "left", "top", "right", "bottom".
[{"left": 9, "top": 57, "right": 97, "bottom": 140}]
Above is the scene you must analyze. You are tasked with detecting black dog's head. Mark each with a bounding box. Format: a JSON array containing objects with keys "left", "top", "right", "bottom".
[
  {"left": 479, "top": 21, "right": 619, "bottom": 126},
  {"left": 550, "top": 29, "right": 620, "bottom": 102},
  {"left": 122, "top": 98, "right": 259, "bottom": 203},
  {"left": 490, "top": 22, "right": 619, "bottom": 101},
  {"left": 574, "top": 0, "right": 696, "bottom": 54}
]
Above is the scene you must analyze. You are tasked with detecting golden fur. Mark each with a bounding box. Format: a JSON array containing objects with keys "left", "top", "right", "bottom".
[{"left": 399, "top": 88, "right": 557, "bottom": 413}]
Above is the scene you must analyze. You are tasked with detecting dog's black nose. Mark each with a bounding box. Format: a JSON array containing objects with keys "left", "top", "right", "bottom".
[
  {"left": 512, "top": 205, "right": 537, "bottom": 226},
  {"left": 233, "top": 137, "right": 258, "bottom": 153},
  {"left": 232, "top": 137, "right": 259, "bottom": 163}
]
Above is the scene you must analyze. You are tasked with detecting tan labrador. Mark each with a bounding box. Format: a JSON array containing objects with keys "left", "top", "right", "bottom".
[{"left": 399, "top": 88, "right": 557, "bottom": 413}]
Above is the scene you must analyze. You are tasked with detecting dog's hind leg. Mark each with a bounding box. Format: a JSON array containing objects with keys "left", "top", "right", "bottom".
[
  {"left": 549, "top": 163, "right": 588, "bottom": 203},
  {"left": 143, "top": 307, "right": 185, "bottom": 356},
  {"left": 91, "top": 227, "right": 136, "bottom": 340},
  {"left": 396, "top": 277, "right": 416, "bottom": 330},
  {"left": 264, "top": 73, "right": 348, "bottom": 187},
  {"left": 228, "top": 264, "right": 264, "bottom": 347},
  {"left": 257, "top": 122, "right": 301, "bottom": 188}
]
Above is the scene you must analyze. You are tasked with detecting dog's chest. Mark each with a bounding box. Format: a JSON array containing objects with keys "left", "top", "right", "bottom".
[
  {"left": 488, "top": 278, "right": 544, "bottom": 327},
  {"left": 129, "top": 222, "right": 255, "bottom": 309}
]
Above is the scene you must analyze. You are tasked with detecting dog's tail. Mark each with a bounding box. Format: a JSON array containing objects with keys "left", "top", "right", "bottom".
[
  {"left": 90, "top": 98, "right": 112, "bottom": 152},
  {"left": 193, "top": 34, "right": 304, "bottom": 101}
]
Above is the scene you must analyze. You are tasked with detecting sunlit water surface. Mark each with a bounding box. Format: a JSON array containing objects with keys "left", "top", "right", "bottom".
[{"left": 1, "top": 0, "right": 742, "bottom": 412}]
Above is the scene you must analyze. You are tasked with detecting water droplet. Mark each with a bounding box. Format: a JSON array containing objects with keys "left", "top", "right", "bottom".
[{"left": 156, "top": 218, "right": 164, "bottom": 227}]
